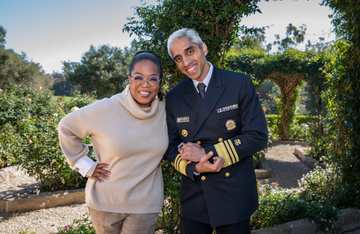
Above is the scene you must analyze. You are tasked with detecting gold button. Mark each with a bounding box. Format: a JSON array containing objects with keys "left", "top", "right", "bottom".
[
  {"left": 225, "top": 172, "right": 230, "bottom": 177},
  {"left": 218, "top": 138, "right": 223, "bottom": 142},
  {"left": 201, "top": 176, "right": 206, "bottom": 181},
  {"left": 197, "top": 141, "right": 201, "bottom": 145}
]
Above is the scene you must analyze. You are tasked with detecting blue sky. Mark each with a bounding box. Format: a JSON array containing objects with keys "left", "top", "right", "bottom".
[{"left": 0, "top": 0, "right": 335, "bottom": 74}]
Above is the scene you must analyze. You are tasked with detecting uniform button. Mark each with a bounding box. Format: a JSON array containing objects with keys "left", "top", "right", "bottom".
[
  {"left": 218, "top": 138, "right": 223, "bottom": 142},
  {"left": 197, "top": 141, "right": 201, "bottom": 145},
  {"left": 201, "top": 176, "right": 206, "bottom": 181},
  {"left": 225, "top": 172, "right": 230, "bottom": 177}
]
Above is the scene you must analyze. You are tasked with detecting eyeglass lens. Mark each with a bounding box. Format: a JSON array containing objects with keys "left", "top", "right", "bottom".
[{"left": 133, "top": 75, "right": 159, "bottom": 86}]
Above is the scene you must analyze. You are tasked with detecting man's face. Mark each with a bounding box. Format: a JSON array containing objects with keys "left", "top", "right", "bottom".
[{"left": 170, "top": 37, "right": 209, "bottom": 82}]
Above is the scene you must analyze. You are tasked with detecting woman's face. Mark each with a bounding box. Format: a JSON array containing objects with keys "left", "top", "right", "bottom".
[{"left": 128, "top": 60, "right": 160, "bottom": 107}]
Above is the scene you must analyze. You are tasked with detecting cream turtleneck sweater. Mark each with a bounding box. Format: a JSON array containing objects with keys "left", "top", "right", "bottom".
[{"left": 58, "top": 88, "right": 168, "bottom": 213}]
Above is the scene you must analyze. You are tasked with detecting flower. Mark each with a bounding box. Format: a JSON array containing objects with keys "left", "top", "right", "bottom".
[
  {"left": 262, "top": 108, "right": 267, "bottom": 112},
  {"left": 29, "top": 140, "right": 32, "bottom": 144},
  {"left": 46, "top": 115, "right": 50, "bottom": 119},
  {"left": 71, "top": 106, "right": 79, "bottom": 112},
  {"left": 64, "top": 225, "right": 69, "bottom": 231},
  {"left": 53, "top": 113, "right": 58, "bottom": 117}
]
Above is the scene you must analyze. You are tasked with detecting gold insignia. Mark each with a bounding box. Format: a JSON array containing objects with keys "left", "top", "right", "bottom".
[
  {"left": 201, "top": 176, "right": 206, "bottom": 181},
  {"left": 226, "top": 119, "right": 236, "bottom": 130},
  {"left": 234, "top": 139, "right": 241, "bottom": 146},
  {"left": 218, "top": 138, "right": 223, "bottom": 142},
  {"left": 181, "top": 129, "right": 188, "bottom": 137},
  {"left": 225, "top": 172, "right": 230, "bottom": 177},
  {"left": 177, "top": 116, "right": 189, "bottom": 123},
  {"left": 197, "top": 141, "right": 201, "bottom": 145}
]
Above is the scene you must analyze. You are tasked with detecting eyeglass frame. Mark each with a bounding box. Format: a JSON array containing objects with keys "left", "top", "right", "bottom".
[{"left": 128, "top": 74, "right": 160, "bottom": 87}]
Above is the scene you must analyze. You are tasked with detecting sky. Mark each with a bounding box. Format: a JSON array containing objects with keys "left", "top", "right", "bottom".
[{"left": 0, "top": 0, "right": 335, "bottom": 74}]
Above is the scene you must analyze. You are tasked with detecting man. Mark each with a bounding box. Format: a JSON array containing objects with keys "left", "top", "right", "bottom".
[{"left": 164, "top": 28, "right": 268, "bottom": 233}]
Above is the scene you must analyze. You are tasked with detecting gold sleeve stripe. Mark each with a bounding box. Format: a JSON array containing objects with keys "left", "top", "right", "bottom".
[
  {"left": 228, "top": 140, "right": 239, "bottom": 162},
  {"left": 224, "top": 140, "right": 236, "bottom": 164},
  {"left": 215, "top": 142, "right": 231, "bottom": 167},
  {"left": 174, "top": 154, "right": 187, "bottom": 176}
]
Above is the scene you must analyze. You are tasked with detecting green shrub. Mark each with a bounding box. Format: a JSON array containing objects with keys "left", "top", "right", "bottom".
[
  {"left": 251, "top": 182, "right": 340, "bottom": 232},
  {"left": 57, "top": 214, "right": 95, "bottom": 234},
  {"left": 266, "top": 115, "right": 315, "bottom": 141},
  {"left": 298, "top": 165, "right": 358, "bottom": 209},
  {"left": 0, "top": 81, "right": 96, "bottom": 191}
]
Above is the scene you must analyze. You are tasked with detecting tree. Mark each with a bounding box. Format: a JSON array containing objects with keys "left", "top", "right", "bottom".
[
  {"left": 63, "top": 45, "right": 135, "bottom": 99},
  {"left": 50, "top": 71, "right": 79, "bottom": 96},
  {"left": 321, "top": 0, "right": 360, "bottom": 207},
  {"left": 0, "top": 25, "right": 46, "bottom": 88},
  {"left": 123, "top": 0, "right": 261, "bottom": 86},
  {"left": 0, "top": 26, "right": 6, "bottom": 48},
  {"left": 273, "top": 23, "right": 307, "bottom": 51}
]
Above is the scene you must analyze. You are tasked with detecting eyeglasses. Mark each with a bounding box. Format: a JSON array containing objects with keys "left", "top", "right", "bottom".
[{"left": 129, "top": 74, "right": 160, "bottom": 87}]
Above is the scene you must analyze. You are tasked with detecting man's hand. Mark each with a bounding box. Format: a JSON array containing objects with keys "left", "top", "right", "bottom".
[
  {"left": 179, "top": 142, "right": 205, "bottom": 162},
  {"left": 194, "top": 151, "right": 225, "bottom": 173},
  {"left": 86, "top": 163, "right": 111, "bottom": 183}
]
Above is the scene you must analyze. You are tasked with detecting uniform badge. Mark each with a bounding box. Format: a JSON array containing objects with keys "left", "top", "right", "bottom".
[
  {"left": 177, "top": 116, "right": 189, "bottom": 123},
  {"left": 234, "top": 139, "right": 241, "bottom": 146},
  {"left": 226, "top": 119, "right": 236, "bottom": 130},
  {"left": 181, "top": 129, "right": 188, "bottom": 137}
]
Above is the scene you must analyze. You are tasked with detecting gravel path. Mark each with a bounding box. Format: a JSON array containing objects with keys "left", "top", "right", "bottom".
[
  {"left": 1, "top": 142, "right": 358, "bottom": 233},
  {"left": 257, "top": 141, "right": 312, "bottom": 189}
]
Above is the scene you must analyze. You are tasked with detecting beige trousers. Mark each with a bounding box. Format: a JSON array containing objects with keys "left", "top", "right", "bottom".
[{"left": 88, "top": 207, "right": 159, "bottom": 234}]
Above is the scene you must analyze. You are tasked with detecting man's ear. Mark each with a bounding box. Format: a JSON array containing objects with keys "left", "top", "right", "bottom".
[{"left": 202, "top": 42, "right": 208, "bottom": 56}]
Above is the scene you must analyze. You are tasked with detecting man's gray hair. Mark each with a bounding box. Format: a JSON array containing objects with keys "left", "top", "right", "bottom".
[{"left": 167, "top": 28, "right": 203, "bottom": 59}]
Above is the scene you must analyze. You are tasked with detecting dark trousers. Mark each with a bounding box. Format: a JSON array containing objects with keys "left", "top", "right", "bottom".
[{"left": 180, "top": 216, "right": 251, "bottom": 234}]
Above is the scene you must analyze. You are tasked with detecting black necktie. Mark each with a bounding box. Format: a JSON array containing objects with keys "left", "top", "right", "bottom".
[{"left": 197, "top": 82, "right": 206, "bottom": 100}]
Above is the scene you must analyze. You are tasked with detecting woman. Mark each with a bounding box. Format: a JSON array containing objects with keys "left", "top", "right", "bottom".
[{"left": 58, "top": 51, "right": 168, "bottom": 234}]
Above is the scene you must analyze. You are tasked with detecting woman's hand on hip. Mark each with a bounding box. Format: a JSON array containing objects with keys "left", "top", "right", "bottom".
[{"left": 86, "top": 163, "right": 111, "bottom": 183}]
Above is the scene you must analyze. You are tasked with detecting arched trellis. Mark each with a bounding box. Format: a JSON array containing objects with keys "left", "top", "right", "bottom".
[
  {"left": 228, "top": 48, "right": 330, "bottom": 140},
  {"left": 267, "top": 72, "right": 303, "bottom": 139}
]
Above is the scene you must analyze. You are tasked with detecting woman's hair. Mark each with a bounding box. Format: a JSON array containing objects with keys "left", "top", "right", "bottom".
[
  {"left": 167, "top": 28, "right": 203, "bottom": 59},
  {"left": 129, "top": 50, "right": 164, "bottom": 100}
]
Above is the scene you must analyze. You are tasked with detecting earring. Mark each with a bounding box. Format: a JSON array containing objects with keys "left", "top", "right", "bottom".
[
  {"left": 125, "top": 85, "right": 129, "bottom": 95},
  {"left": 155, "top": 95, "right": 158, "bottom": 99}
]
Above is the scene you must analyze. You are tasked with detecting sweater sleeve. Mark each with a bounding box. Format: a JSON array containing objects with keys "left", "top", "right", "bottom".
[{"left": 58, "top": 108, "right": 94, "bottom": 172}]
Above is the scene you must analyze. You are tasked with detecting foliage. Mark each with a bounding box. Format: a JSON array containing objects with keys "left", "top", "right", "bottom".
[
  {"left": 0, "top": 26, "right": 6, "bottom": 48},
  {"left": 63, "top": 45, "right": 135, "bottom": 99},
  {"left": 0, "top": 25, "right": 47, "bottom": 88},
  {"left": 320, "top": 0, "right": 360, "bottom": 208},
  {"left": 273, "top": 23, "right": 307, "bottom": 51},
  {"left": 0, "top": 81, "right": 96, "bottom": 191},
  {"left": 57, "top": 214, "right": 95, "bottom": 234},
  {"left": 251, "top": 182, "right": 340, "bottom": 232},
  {"left": 266, "top": 115, "right": 315, "bottom": 141},
  {"left": 123, "top": 0, "right": 261, "bottom": 86},
  {"left": 50, "top": 71, "right": 79, "bottom": 96},
  {"left": 228, "top": 48, "right": 331, "bottom": 140},
  {"left": 157, "top": 160, "right": 181, "bottom": 233},
  {"left": 298, "top": 165, "right": 347, "bottom": 208},
  {"left": 258, "top": 80, "right": 280, "bottom": 115}
]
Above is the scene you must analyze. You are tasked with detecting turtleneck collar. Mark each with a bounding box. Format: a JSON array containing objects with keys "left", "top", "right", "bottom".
[{"left": 114, "top": 85, "right": 159, "bottom": 120}]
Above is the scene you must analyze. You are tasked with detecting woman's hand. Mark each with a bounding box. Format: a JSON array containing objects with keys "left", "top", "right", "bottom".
[{"left": 86, "top": 163, "right": 111, "bottom": 183}]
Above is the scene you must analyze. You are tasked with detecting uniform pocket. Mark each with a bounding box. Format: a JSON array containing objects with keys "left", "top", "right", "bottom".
[{"left": 216, "top": 109, "right": 240, "bottom": 119}]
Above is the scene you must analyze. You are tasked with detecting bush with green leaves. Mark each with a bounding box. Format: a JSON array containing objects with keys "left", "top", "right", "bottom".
[
  {"left": 0, "top": 81, "right": 96, "bottom": 191},
  {"left": 251, "top": 182, "right": 340, "bottom": 232},
  {"left": 298, "top": 165, "right": 354, "bottom": 209},
  {"left": 57, "top": 214, "right": 95, "bottom": 234}
]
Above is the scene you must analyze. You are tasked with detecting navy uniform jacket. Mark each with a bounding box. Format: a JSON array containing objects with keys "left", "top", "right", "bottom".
[{"left": 164, "top": 66, "right": 268, "bottom": 227}]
